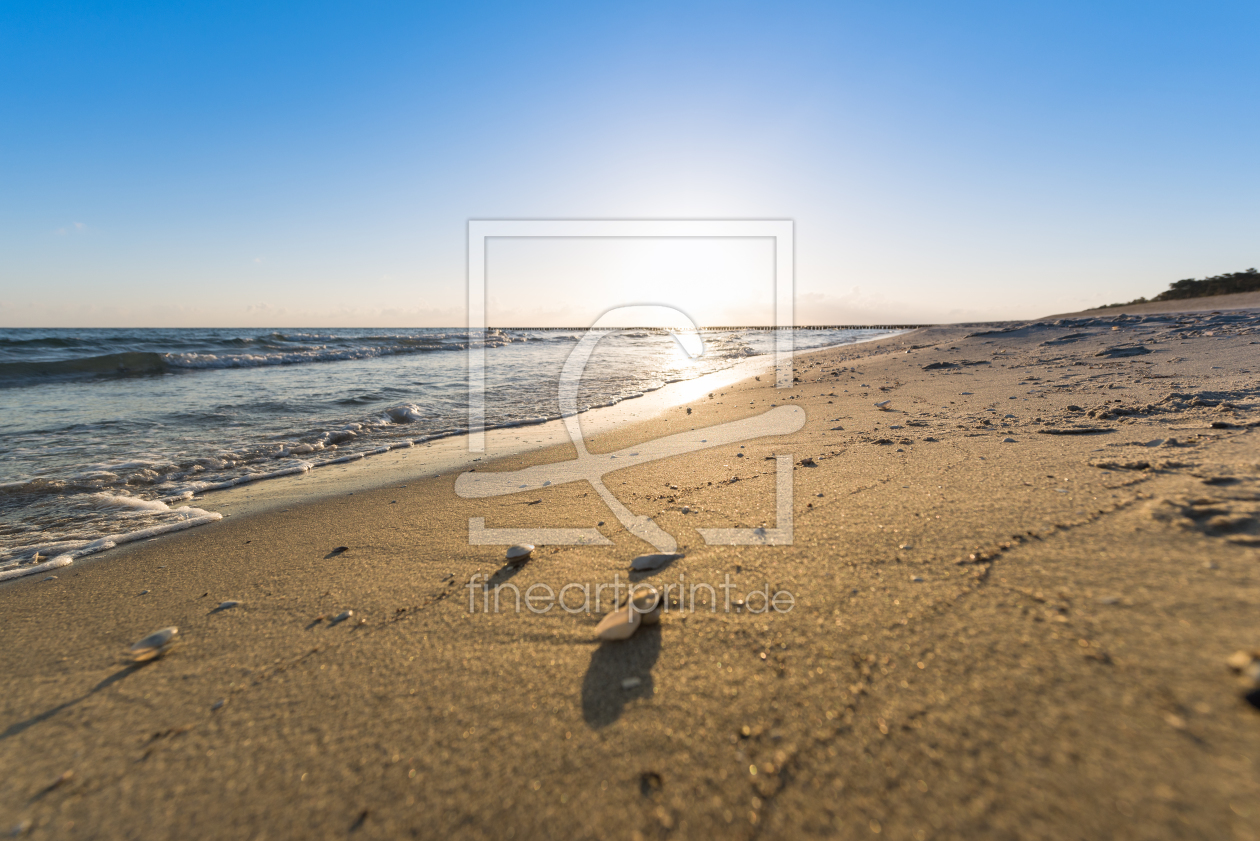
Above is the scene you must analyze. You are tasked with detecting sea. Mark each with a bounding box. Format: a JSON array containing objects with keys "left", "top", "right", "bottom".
[{"left": 0, "top": 326, "right": 896, "bottom": 578}]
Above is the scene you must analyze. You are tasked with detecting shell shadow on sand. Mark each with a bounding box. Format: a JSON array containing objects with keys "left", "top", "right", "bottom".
[{"left": 581, "top": 623, "right": 661, "bottom": 729}]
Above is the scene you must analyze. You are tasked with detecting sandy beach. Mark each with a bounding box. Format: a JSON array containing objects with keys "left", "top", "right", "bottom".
[{"left": 2, "top": 309, "right": 1258, "bottom": 840}]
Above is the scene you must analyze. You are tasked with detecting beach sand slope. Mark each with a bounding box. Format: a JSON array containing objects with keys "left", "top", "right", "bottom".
[{"left": 2, "top": 310, "right": 1258, "bottom": 839}]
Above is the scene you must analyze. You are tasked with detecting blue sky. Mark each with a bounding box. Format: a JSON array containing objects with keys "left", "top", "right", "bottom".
[{"left": 1, "top": 1, "right": 1257, "bottom": 326}]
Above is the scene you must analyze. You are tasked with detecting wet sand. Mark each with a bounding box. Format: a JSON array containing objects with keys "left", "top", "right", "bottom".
[{"left": 2, "top": 310, "right": 1258, "bottom": 840}]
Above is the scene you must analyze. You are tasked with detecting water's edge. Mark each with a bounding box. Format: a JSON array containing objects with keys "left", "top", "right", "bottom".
[{"left": 0, "top": 330, "right": 914, "bottom": 583}]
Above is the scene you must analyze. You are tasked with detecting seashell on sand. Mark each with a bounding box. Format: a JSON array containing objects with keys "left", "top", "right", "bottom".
[
  {"left": 620, "top": 586, "right": 663, "bottom": 625},
  {"left": 595, "top": 606, "right": 641, "bottom": 641},
  {"left": 506, "top": 544, "right": 534, "bottom": 562},
  {"left": 633, "top": 588, "right": 663, "bottom": 625},
  {"left": 630, "top": 552, "right": 683, "bottom": 571},
  {"left": 129, "top": 627, "right": 179, "bottom": 663},
  {"left": 331, "top": 610, "right": 354, "bottom": 624},
  {"left": 875, "top": 400, "right": 892, "bottom": 410},
  {"left": 213, "top": 600, "right": 242, "bottom": 612}
]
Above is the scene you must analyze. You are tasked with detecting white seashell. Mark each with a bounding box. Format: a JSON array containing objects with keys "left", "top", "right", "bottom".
[
  {"left": 331, "top": 610, "right": 353, "bottom": 624},
  {"left": 615, "top": 587, "right": 666, "bottom": 624},
  {"left": 630, "top": 552, "right": 683, "bottom": 571},
  {"left": 594, "top": 606, "right": 641, "bottom": 641},
  {"left": 129, "top": 626, "right": 178, "bottom": 662},
  {"left": 505, "top": 544, "right": 534, "bottom": 562},
  {"left": 875, "top": 400, "right": 892, "bottom": 410},
  {"left": 626, "top": 586, "right": 663, "bottom": 625}
]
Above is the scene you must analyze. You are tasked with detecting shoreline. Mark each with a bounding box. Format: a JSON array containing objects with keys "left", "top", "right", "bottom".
[
  {"left": 191, "top": 329, "right": 913, "bottom": 522},
  {"left": 2, "top": 310, "right": 1257, "bottom": 839},
  {"left": 0, "top": 329, "right": 908, "bottom": 581}
]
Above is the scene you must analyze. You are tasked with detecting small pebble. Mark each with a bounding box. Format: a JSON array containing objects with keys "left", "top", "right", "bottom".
[
  {"left": 139, "top": 590, "right": 150, "bottom": 595},
  {"left": 621, "top": 677, "right": 642, "bottom": 689},
  {"left": 1002, "top": 437, "right": 1016, "bottom": 443},
  {"left": 625, "top": 587, "right": 663, "bottom": 624},
  {"left": 875, "top": 400, "right": 892, "bottom": 410},
  {"left": 211, "top": 699, "right": 226, "bottom": 711},
  {"left": 630, "top": 552, "right": 683, "bottom": 571},
  {"left": 506, "top": 544, "right": 534, "bottom": 562},
  {"left": 214, "top": 600, "right": 242, "bottom": 611},
  {"left": 898, "top": 543, "right": 913, "bottom": 550},
  {"left": 912, "top": 576, "right": 924, "bottom": 583},
  {"left": 128, "top": 627, "right": 179, "bottom": 663},
  {"left": 42, "top": 576, "right": 57, "bottom": 581},
  {"left": 1227, "top": 650, "right": 1257, "bottom": 672},
  {"left": 331, "top": 610, "right": 353, "bottom": 624},
  {"left": 681, "top": 506, "right": 691, "bottom": 514},
  {"left": 595, "top": 606, "right": 641, "bottom": 641}
]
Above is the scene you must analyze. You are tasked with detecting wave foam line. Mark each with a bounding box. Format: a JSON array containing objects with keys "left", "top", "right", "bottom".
[
  {"left": 1, "top": 507, "right": 222, "bottom": 584},
  {"left": 78, "top": 510, "right": 223, "bottom": 555},
  {"left": 0, "top": 554, "right": 74, "bottom": 582}
]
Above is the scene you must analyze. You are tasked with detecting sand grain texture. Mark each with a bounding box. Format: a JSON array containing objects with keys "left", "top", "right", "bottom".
[{"left": 2, "top": 310, "right": 1259, "bottom": 840}]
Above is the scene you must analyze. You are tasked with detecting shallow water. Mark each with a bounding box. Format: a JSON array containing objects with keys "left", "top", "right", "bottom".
[{"left": 0, "top": 326, "right": 894, "bottom": 567}]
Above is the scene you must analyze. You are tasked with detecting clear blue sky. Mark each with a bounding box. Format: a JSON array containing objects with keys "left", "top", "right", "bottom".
[{"left": 2, "top": 1, "right": 1257, "bottom": 326}]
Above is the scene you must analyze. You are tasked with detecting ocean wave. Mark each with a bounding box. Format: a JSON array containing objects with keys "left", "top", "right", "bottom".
[
  {"left": 0, "top": 351, "right": 170, "bottom": 384},
  {"left": 0, "top": 328, "right": 776, "bottom": 387},
  {"left": 0, "top": 341, "right": 474, "bottom": 385}
]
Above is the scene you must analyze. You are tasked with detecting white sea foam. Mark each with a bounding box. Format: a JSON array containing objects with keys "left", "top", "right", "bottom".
[
  {"left": 383, "top": 404, "right": 425, "bottom": 423},
  {"left": 92, "top": 493, "right": 173, "bottom": 512},
  {"left": 0, "top": 554, "right": 73, "bottom": 582},
  {"left": 321, "top": 452, "right": 365, "bottom": 465}
]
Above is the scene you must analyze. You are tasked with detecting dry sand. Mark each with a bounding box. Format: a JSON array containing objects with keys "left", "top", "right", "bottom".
[
  {"left": 1047, "top": 290, "right": 1260, "bottom": 319},
  {"left": 2, "top": 310, "right": 1259, "bottom": 840}
]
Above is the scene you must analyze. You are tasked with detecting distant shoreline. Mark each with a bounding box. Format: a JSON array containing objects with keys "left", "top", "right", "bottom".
[{"left": 1042, "top": 288, "right": 1260, "bottom": 319}]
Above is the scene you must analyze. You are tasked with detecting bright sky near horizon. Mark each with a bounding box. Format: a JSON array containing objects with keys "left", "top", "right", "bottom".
[{"left": 1, "top": 1, "right": 1257, "bottom": 328}]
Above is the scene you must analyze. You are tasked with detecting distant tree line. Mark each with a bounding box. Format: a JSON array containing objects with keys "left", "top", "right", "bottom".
[{"left": 1100, "top": 268, "right": 1259, "bottom": 308}]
